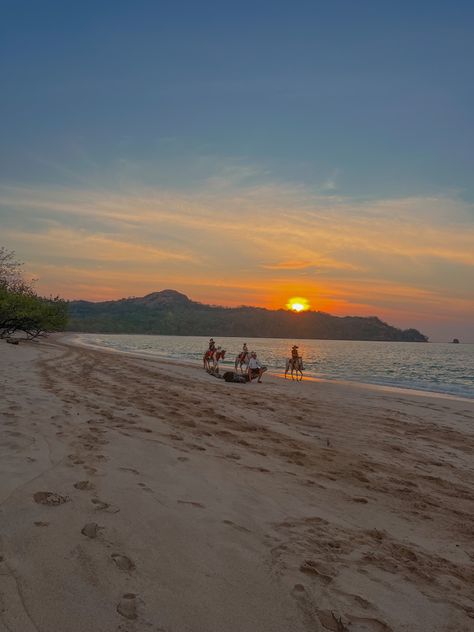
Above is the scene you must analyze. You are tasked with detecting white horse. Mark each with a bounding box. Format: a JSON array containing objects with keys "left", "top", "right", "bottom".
[
  {"left": 234, "top": 350, "right": 250, "bottom": 373},
  {"left": 285, "top": 356, "right": 304, "bottom": 381}
]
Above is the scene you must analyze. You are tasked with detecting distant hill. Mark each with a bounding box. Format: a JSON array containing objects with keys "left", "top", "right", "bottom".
[{"left": 67, "top": 290, "right": 428, "bottom": 342}]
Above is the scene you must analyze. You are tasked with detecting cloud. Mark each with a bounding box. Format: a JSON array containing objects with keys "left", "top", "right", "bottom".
[{"left": 0, "top": 177, "right": 473, "bottom": 338}]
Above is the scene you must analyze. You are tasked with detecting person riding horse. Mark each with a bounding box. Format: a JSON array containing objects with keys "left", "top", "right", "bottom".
[
  {"left": 235, "top": 343, "right": 250, "bottom": 372},
  {"left": 285, "top": 345, "right": 304, "bottom": 380},
  {"left": 203, "top": 339, "right": 227, "bottom": 372},
  {"left": 203, "top": 338, "right": 217, "bottom": 369}
]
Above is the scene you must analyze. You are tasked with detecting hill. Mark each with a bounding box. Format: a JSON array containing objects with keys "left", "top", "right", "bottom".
[{"left": 67, "top": 290, "right": 428, "bottom": 342}]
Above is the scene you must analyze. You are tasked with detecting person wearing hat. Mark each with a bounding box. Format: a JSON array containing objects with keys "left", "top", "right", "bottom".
[
  {"left": 291, "top": 345, "right": 299, "bottom": 362},
  {"left": 247, "top": 351, "right": 267, "bottom": 383},
  {"left": 208, "top": 338, "right": 216, "bottom": 352}
]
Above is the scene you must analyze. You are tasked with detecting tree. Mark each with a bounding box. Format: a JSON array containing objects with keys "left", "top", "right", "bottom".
[
  {"left": 0, "top": 247, "right": 68, "bottom": 339},
  {"left": 0, "top": 246, "right": 25, "bottom": 291}
]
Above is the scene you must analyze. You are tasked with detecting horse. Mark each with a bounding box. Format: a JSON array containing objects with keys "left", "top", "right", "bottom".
[
  {"left": 234, "top": 350, "right": 250, "bottom": 373},
  {"left": 285, "top": 356, "right": 304, "bottom": 381},
  {"left": 203, "top": 349, "right": 215, "bottom": 371},
  {"left": 204, "top": 348, "right": 226, "bottom": 373},
  {"left": 213, "top": 348, "right": 226, "bottom": 373}
]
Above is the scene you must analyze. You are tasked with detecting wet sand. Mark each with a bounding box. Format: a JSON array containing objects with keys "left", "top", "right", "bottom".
[{"left": 1, "top": 336, "right": 473, "bottom": 631}]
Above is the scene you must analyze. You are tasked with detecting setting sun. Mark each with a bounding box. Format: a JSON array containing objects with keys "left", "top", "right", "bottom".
[{"left": 286, "top": 297, "right": 310, "bottom": 312}]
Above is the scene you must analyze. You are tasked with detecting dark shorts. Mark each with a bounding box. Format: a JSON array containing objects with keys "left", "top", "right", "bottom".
[{"left": 250, "top": 368, "right": 260, "bottom": 376}]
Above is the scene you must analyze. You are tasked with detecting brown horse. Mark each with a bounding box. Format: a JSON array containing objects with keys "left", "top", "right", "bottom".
[
  {"left": 203, "top": 348, "right": 215, "bottom": 371},
  {"left": 234, "top": 350, "right": 250, "bottom": 373},
  {"left": 204, "top": 348, "right": 226, "bottom": 373}
]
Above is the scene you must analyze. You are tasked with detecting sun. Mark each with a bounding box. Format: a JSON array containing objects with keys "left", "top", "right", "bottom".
[{"left": 286, "top": 296, "right": 310, "bottom": 313}]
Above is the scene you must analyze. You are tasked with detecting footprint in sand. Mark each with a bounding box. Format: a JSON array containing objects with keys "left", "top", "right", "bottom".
[
  {"left": 244, "top": 466, "right": 270, "bottom": 473},
  {"left": 111, "top": 553, "right": 135, "bottom": 571},
  {"left": 117, "top": 593, "right": 138, "bottom": 620},
  {"left": 81, "top": 522, "right": 102, "bottom": 538},
  {"left": 299, "top": 560, "right": 333, "bottom": 584},
  {"left": 34, "top": 521, "right": 49, "bottom": 527},
  {"left": 315, "top": 609, "right": 348, "bottom": 631},
  {"left": 94, "top": 454, "right": 108, "bottom": 461},
  {"left": 73, "top": 480, "right": 95, "bottom": 491},
  {"left": 168, "top": 433, "right": 184, "bottom": 441},
  {"left": 119, "top": 467, "right": 140, "bottom": 475},
  {"left": 344, "top": 615, "right": 393, "bottom": 631},
  {"left": 68, "top": 454, "right": 85, "bottom": 465},
  {"left": 222, "top": 520, "right": 251, "bottom": 533},
  {"left": 91, "top": 498, "right": 120, "bottom": 513},
  {"left": 177, "top": 500, "right": 205, "bottom": 508},
  {"left": 137, "top": 483, "right": 153, "bottom": 493},
  {"left": 33, "top": 491, "right": 70, "bottom": 506}
]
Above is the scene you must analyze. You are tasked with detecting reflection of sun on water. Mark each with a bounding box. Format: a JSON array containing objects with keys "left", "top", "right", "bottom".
[{"left": 286, "top": 297, "right": 310, "bottom": 312}]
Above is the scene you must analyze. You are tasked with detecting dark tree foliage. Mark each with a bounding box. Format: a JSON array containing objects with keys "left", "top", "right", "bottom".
[
  {"left": 0, "top": 247, "right": 68, "bottom": 340},
  {"left": 67, "top": 290, "right": 429, "bottom": 342}
]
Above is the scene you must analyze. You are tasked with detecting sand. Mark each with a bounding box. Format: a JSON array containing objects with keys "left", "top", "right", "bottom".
[{"left": 0, "top": 335, "right": 473, "bottom": 632}]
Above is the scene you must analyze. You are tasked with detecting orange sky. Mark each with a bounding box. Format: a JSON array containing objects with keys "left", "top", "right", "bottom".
[{"left": 1, "top": 180, "right": 473, "bottom": 341}]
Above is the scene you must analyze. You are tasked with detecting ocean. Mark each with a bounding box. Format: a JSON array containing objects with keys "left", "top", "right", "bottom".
[{"left": 71, "top": 334, "right": 474, "bottom": 400}]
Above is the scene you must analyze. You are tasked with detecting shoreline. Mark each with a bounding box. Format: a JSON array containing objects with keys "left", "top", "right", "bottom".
[
  {"left": 66, "top": 332, "right": 474, "bottom": 403},
  {"left": 1, "top": 336, "right": 473, "bottom": 631}
]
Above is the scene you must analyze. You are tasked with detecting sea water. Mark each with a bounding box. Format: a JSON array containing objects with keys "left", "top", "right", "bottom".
[{"left": 72, "top": 334, "right": 474, "bottom": 400}]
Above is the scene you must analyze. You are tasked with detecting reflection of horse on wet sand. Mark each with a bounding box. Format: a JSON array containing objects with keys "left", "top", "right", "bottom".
[
  {"left": 203, "top": 348, "right": 226, "bottom": 373},
  {"left": 234, "top": 351, "right": 250, "bottom": 373},
  {"left": 285, "top": 356, "right": 304, "bottom": 380}
]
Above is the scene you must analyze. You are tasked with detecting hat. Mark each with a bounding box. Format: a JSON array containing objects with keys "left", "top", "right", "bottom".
[{"left": 292, "top": 345, "right": 299, "bottom": 348}]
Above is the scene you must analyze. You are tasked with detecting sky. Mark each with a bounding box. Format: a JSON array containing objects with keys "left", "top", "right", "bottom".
[{"left": 1, "top": 0, "right": 473, "bottom": 341}]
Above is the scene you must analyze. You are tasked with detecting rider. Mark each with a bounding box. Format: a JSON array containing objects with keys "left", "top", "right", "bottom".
[
  {"left": 291, "top": 345, "right": 299, "bottom": 361},
  {"left": 208, "top": 338, "right": 216, "bottom": 353},
  {"left": 240, "top": 342, "right": 249, "bottom": 359}
]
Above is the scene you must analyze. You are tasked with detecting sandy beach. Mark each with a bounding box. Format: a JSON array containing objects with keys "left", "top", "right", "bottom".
[{"left": 1, "top": 336, "right": 473, "bottom": 632}]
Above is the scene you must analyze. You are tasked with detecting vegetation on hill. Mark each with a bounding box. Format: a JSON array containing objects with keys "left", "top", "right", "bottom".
[
  {"left": 0, "top": 247, "right": 68, "bottom": 340},
  {"left": 67, "top": 290, "right": 428, "bottom": 342}
]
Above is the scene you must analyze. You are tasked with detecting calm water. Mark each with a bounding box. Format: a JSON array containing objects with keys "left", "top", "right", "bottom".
[{"left": 73, "top": 334, "right": 474, "bottom": 400}]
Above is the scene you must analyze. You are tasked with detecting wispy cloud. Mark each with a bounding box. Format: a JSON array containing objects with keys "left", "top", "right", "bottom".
[{"left": 1, "top": 177, "right": 473, "bottom": 338}]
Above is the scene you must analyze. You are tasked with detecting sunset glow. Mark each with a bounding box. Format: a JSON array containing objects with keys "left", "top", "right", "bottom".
[{"left": 287, "top": 297, "right": 310, "bottom": 313}]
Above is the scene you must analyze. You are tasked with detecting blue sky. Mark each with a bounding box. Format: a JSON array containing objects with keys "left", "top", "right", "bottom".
[
  {"left": 2, "top": 0, "right": 473, "bottom": 197},
  {"left": 1, "top": 1, "right": 473, "bottom": 340}
]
